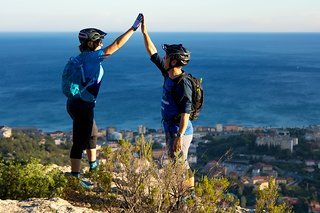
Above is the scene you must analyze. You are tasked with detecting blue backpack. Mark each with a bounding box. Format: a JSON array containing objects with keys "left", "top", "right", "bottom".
[{"left": 61, "top": 55, "right": 98, "bottom": 102}]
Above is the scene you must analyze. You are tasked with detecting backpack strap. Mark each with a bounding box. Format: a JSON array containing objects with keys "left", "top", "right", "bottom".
[
  {"left": 70, "top": 55, "right": 86, "bottom": 84},
  {"left": 176, "top": 73, "right": 194, "bottom": 90},
  {"left": 76, "top": 52, "right": 101, "bottom": 93},
  {"left": 173, "top": 73, "right": 193, "bottom": 102},
  {"left": 176, "top": 73, "right": 188, "bottom": 84}
]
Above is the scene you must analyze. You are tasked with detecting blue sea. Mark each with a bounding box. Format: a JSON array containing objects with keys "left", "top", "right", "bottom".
[{"left": 1, "top": 32, "right": 320, "bottom": 132}]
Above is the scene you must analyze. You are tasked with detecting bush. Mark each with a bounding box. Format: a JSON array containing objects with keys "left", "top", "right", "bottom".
[
  {"left": 0, "top": 129, "right": 69, "bottom": 165},
  {"left": 256, "top": 177, "right": 292, "bottom": 213},
  {"left": 189, "top": 176, "right": 238, "bottom": 212},
  {"left": 0, "top": 158, "right": 67, "bottom": 200},
  {"left": 90, "top": 136, "right": 238, "bottom": 212}
]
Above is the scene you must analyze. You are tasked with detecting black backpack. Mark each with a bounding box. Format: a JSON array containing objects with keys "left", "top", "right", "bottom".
[{"left": 176, "top": 73, "right": 204, "bottom": 120}]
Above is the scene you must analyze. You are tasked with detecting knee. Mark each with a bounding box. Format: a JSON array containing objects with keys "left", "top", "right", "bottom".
[
  {"left": 70, "top": 145, "right": 83, "bottom": 159},
  {"left": 87, "top": 136, "right": 97, "bottom": 149}
]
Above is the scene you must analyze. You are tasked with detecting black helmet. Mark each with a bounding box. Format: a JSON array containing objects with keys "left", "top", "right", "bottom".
[
  {"left": 162, "top": 44, "right": 190, "bottom": 66},
  {"left": 78, "top": 28, "right": 107, "bottom": 44}
]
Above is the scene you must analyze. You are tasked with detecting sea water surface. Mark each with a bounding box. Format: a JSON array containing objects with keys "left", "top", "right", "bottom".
[{"left": 0, "top": 32, "right": 320, "bottom": 131}]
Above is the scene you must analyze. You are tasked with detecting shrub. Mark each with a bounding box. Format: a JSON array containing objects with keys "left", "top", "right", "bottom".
[
  {"left": 0, "top": 158, "right": 67, "bottom": 200},
  {"left": 255, "top": 177, "right": 292, "bottom": 213},
  {"left": 188, "top": 176, "right": 238, "bottom": 212},
  {"left": 91, "top": 136, "right": 238, "bottom": 212}
]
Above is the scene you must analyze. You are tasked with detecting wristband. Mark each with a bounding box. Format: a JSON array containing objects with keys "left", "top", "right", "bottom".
[{"left": 176, "top": 132, "right": 184, "bottom": 138}]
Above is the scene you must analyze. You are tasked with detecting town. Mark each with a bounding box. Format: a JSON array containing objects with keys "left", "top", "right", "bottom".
[{"left": 1, "top": 124, "right": 320, "bottom": 212}]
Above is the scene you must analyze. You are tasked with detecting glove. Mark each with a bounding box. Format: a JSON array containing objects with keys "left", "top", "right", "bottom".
[{"left": 132, "top": 13, "right": 143, "bottom": 31}]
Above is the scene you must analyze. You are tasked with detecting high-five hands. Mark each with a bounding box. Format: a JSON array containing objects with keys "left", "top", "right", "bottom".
[{"left": 132, "top": 13, "right": 143, "bottom": 31}]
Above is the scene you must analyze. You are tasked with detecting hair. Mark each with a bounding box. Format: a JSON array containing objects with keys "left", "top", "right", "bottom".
[
  {"left": 78, "top": 39, "right": 102, "bottom": 52},
  {"left": 79, "top": 42, "right": 90, "bottom": 52}
]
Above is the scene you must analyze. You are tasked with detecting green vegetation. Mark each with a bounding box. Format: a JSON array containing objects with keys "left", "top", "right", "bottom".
[
  {"left": 197, "top": 129, "right": 319, "bottom": 162},
  {"left": 0, "top": 130, "right": 307, "bottom": 211},
  {"left": 0, "top": 129, "right": 70, "bottom": 165},
  {"left": 256, "top": 177, "right": 293, "bottom": 213},
  {"left": 197, "top": 133, "right": 256, "bottom": 164},
  {"left": 0, "top": 133, "right": 295, "bottom": 212},
  {"left": 196, "top": 130, "right": 319, "bottom": 212},
  {"left": 88, "top": 136, "right": 238, "bottom": 212},
  {"left": 0, "top": 158, "right": 67, "bottom": 200}
]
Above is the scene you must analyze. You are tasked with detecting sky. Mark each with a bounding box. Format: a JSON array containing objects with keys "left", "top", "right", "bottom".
[{"left": 1, "top": 0, "right": 320, "bottom": 32}]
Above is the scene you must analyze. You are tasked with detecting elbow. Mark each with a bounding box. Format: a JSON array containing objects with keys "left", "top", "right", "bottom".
[
  {"left": 149, "top": 46, "right": 157, "bottom": 56},
  {"left": 148, "top": 49, "right": 157, "bottom": 56},
  {"left": 115, "top": 41, "right": 121, "bottom": 49}
]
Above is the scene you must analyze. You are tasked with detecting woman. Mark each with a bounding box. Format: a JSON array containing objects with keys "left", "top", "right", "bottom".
[{"left": 67, "top": 14, "right": 143, "bottom": 181}]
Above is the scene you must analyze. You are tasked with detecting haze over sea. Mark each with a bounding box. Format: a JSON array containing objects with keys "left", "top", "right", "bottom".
[{"left": 1, "top": 32, "right": 320, "bottom": 132}]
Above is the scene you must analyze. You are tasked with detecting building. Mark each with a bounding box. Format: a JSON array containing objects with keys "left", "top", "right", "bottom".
[
  {"left": 156, "top": 128, "right": 164, "bottom": 134},
  {"left": 309, "top": 201, "right": 320, "bottom": 213},
  {"left": 252, "top": 176, "right": 271, "bottom": 190},
  {"left": 194, "top": 126, "right": 215, "bottom": 133},
  {"left": 305, "top": 167, "right": 315, "bottom": 173},
  {"left": 305, "top": 160, "right": 316, "bottom": 167},
  {"left": 138, "top": 125, "right": 146, "bottom": 135},
  {"left": 277, "top": 130, "right": 290, "bottom": 136},
  {"left": 252, "top": 168, "right": 261, "bottom": 177},
  {"left": 48, "top": 131, "right": 68, "bottom": 145},
  {"left": 224, "top": 125, "right": 243, "bottom": 132},
  {"left": 121, "top": 130, "right": 134, "bottom": 140},
  {"left": 106, "top": 127, "right": 117, "bottom": 138},
  {"left": 0, "top": 126, "right": 12, "bottom": 138},
  {"left": 276, "top": 178, "right": 287, "bottom": 185},
  {"left": 107, "top": 132, "right": 122, "bottom": 141},
  {"left": 216, "top": 124, "right": 223, "bottom": 132},
  {"left": 281, "top": 197, "right": 299, "bottom": 206},
  {"left": 253, "top": 163, "right": 273, "bottom": 172},
  {"left": 252, "top": 163, "right": 277, "bottom": 177},
  {"left": 222, "top": 160, "right": 251, "bottom": 177},
  {"left": 240, "top": 176, "right": 251, "bottom": 185},
  {"left": 306, "top": 125, "right": 320, "bottom": 142},
  {"left": 256, "top": 135, "right": 298, "bottom": 152}
]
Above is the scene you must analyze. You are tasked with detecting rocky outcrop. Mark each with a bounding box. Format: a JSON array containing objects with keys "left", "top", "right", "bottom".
[{"left": 0, "top": 198, "right": 101, "bottom": 213}]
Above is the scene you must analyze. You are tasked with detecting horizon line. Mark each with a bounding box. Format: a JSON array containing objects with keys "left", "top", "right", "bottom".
[{"left": 1, "top": 31, "right": 320, "bottom": 34}]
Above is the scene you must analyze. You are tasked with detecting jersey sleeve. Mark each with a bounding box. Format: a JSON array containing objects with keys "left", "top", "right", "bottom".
[
  {"left": 98, "top": 49, "right": 106, "bottom": 62},
  {"left": 175, "top": 77, "right": 193, "bottom": 114},
  {"left": 150, "top": 53, "right": 167, "bottom": 77},
  {"left": 82, "top": 50, "right": 105, "bottom": 63}
]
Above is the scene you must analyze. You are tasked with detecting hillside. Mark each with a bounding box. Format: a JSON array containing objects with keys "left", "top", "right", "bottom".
[{"left": 0, "top": 128, "right": 295, "bottom": 212}]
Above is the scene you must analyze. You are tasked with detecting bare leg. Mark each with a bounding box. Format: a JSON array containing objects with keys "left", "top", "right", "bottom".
[
  {"left": 86, "top": 148, "right": 96, "bottom": 162},
  {"left": 71, "top": 158, "right": 81, "bottom": 173}
]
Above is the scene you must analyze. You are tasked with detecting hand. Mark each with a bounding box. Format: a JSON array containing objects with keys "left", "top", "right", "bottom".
[
  {"left": 132, "top": 13, "right": 143, "bottom": 31},
  {"left": 173, "top": 137, "right": 183, "bottom": 152}
]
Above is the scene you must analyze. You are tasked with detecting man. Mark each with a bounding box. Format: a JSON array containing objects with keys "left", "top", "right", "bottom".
[{"left": 141, "top": 16, "right": 194, "bottom": 191}]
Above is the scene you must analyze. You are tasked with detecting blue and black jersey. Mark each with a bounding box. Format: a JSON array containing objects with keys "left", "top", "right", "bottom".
[{"left": 150, "top": 53, "right": 193, "bottom": 135}]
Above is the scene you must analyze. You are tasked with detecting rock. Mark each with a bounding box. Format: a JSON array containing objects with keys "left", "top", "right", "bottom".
[
  {"left": 0, "top": 198, "right": 102, "bottom": 213},
  {"left": 47, "top": 164, "right": 71, "bottom": 174}
]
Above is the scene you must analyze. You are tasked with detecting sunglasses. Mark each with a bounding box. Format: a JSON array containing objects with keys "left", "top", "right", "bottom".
[{"left": 93, "top": 39, "right": 102, "bottom": 44}]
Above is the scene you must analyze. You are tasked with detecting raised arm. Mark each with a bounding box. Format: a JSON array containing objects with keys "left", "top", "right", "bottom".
[
  {"left": 141, "top": 15, "right": 157, "bottom": 56},
  {"left": 103, "top": 14, "right": 143, "bottom": 56}
]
